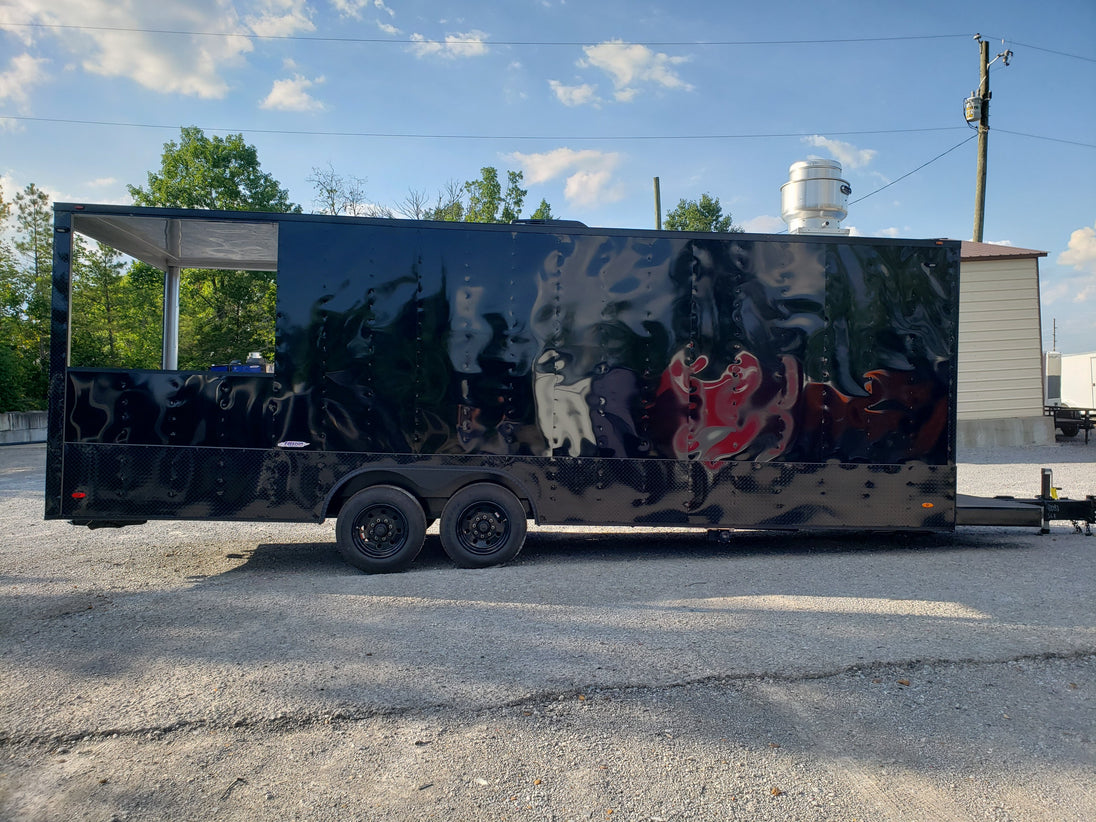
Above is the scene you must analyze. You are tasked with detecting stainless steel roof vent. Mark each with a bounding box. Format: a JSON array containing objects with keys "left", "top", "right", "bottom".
[{"left": 780, "top": 159, "right": 851, "bottom": 235}]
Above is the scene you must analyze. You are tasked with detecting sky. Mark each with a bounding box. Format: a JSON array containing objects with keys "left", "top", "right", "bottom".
[{"left": 1, "top": 0, "right": 1094, "bottom": 353}]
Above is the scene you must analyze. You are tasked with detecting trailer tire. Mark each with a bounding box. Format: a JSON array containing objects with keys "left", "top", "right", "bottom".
[
  {"left": 439, "top": 483, "right": 527, "bottom": 568},
  {"left": 336, "top": 485, "right": 426, "bottom": 573},
  {"left": 1058, "top": 422, "right": 1079, "bottom": 438}
]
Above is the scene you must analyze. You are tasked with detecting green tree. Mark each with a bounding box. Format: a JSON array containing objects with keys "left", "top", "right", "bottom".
[
  {"left": 463, "top": 167, "right": 527, "bottom": 223},
  {"left": 69, "top": 239, "right": 163, "bottom": 369},
  {"left": 176, "top": 262, "right": 277, "bottom": 369},
  {"left": 0, "top": 183, "right": 33, "bottom": 411},
  {"left": 426, "top": 168, "right": 540, "bottom": 224},
  {"left": 0, "top": 183, "right": 18, "bottom": 342},
  {"left": 0, "top": 343, "right": 27, "bottom": 412},
  {"left": 664, "top": 193, "right": 742, "bottom": 233},
  {"left": 427, "top": 180, "right": 465, "bottom": 222},
  {"left": 126, "top": 127, "right": 299, "bottom": 368},
  {"left": 128, "top": 126, "right": 300, "bottom": 213},
  {"left": 70, "top": 238, "right": 125, "bottom": 367},
  {"left": 0, "top": 184, "right": 53, "bottom": 409},
  {"left": 531, "top": 199, "right": 555, "bottom": 221}
]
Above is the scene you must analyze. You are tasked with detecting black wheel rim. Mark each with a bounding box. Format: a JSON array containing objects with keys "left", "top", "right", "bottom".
[
  {"left": 353, "top": 504, "right": 409, "bottom": 559},
  {"left": 455, "top": 502, "right": 511, "bottom": 556}
]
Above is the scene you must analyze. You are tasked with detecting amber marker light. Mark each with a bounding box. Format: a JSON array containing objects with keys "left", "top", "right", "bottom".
[{"left": 922, "top": 502, "right": 934, "bottom": 508}]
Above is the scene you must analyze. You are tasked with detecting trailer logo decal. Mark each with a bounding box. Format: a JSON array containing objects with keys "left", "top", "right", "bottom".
[{"left": 277, "top": 441, "right": 311, "bottom": 448}]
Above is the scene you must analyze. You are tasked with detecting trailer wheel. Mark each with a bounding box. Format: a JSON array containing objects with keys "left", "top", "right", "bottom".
[
  {"left": 1058, "top": 422, "right": 1079, "bottom": 438},
  {"left": 439, "top": 483, "right": 527, "bottom": 568},
  {"left": 336, "top": 485, "right": 426, "bottom": 573}
]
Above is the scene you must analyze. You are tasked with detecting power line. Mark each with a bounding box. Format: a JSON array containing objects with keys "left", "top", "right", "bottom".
[
  {"left": 4, "top": 116, "right": 1091, "bottom": 150},
  {"left": 3, "top": 22, "right": 971, "bottom": 48},
  {"left": 14, "top": 21, "right": 1090, "bottom": 68},
  {"left": 0, "top": 115, "right": 970, "bottom": 141},
  {"left": 11, "top": 22, "right": 1092, "bottom": 64},
  {"left": 995, "top": 129, "right": 1096, "bottom": 149},
  {"left": 848, "top": 135, "right": 978, "bottom": 205},
  {"left": 985, "top": 38, "right": 1096, "bottom": 64}
]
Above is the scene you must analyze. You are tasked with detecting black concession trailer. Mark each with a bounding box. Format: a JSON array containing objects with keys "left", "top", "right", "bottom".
[{"left": 45, "top": 204, "right": 1094, "bottom": 571}]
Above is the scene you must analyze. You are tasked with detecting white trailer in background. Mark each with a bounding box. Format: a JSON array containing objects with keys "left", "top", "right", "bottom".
[
  {"left": 1060, "top": 352, "right": 1096, "bottom": 408},
  {"left": 1045, "top": 351, "right": 1096, "bottom": 439}
]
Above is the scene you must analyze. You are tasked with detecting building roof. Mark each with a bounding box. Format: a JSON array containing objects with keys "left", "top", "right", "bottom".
[{"left": 959, "top": 240, "right": 1047, "bottom": 262}]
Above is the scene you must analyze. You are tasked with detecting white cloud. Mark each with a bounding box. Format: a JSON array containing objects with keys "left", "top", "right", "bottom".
[
  {"left": 548, "top": 80, "right": 601, "bottom": 107},
  {"left": 377, "top": 21, "right": 400, "bottom": 35},
  {"left": 260, "top": 74, "right": 327, "bottom": 111},
  {"left": 3, "top": 0, "right": 254, "bottom": 99},
  {"left": 330, "top": 0, "right": 369, "bottom": 17},
  {"left": 0, "top": 173, "right": 66, "bottom": 205},
  {"left": 803, "top": 135, "right": 877, "bottom": 170},
  {"left": 331, "top": 0, "right": 393, "bottom": 20},
  {"left": 85, "top": 176, "right": 117, "bottom": 188},
  {"left": 0, "top": 173, "right": 17, "bottom": 200},
  {"left": 1055, "top": 221, "right": 1096, "bottom": 305},
  {"left": 246, "top": 0, "right": 314, "bottom": 37},
  {"left": 0, "top": 2, "right": 38, "bottom": 45},
  {"left": 507, "top": 148, "right": 614, "bottom": 185},
  {"left": 410, "top": 30, "right": 490, "bottom": 59},
  {"left": 580, "top": 40, "right": 692, "bottom": 102},
  {"left": 507, "top": 148, "right": 625, "bottom": 208},
  {"left": 1058, "top": 221, "right": 1096, "bottom": 275},
  {"left": 741, "top": 215, "right": 786, "bottom": 234},
  {"left": 564, "top": 169, "right": 622, "bottom": 208},
  {"left": 0, "top": 53, "right": 48, "bottom": 110},
  {"left": 1043, "top": 271, "right": 1096, "bottom": 307}
]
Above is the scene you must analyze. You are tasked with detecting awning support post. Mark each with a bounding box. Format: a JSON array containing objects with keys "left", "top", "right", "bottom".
[{"left": 161, "top": 220, "right": 181, "bottom": 370}]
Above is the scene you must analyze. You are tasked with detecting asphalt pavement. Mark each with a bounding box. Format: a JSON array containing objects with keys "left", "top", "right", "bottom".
[{"left": 1, "top": 442, "right": 1093, "bottom": 821}]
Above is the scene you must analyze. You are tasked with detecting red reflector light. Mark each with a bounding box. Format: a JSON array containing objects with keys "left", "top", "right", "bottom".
[{"left": 71, "top": 492, "right": 87, "bottom": 499}]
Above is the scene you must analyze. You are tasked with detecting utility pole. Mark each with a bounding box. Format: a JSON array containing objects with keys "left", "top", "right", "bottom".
[
  {"left": 972, "top": 37, "right": 990, "bottom": 242},
  {"left": 653, "top": 177, "right": 662, "bottom": 230},
  {"left": 967, "top": 34, "right": 1011, "bottom": 242}
]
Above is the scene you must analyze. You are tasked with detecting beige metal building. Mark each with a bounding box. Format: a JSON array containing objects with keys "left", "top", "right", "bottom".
[{"left": 956, "top": 241, "right": 1052, "bottom": 447}]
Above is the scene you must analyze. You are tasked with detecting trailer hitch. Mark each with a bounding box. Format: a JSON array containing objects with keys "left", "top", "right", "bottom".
[{"left": 1039, "top": 468, "right": 1096, "bottom": 536}]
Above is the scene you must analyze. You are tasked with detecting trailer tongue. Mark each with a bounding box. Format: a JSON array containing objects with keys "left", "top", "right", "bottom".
[{"left": 956, "top": 468, "right": 1096, "bottom": 535}]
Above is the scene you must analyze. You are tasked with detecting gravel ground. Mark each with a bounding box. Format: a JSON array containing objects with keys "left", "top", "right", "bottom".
[{"left": 1, "top": 441, "right": 1094, "bottom": 821}]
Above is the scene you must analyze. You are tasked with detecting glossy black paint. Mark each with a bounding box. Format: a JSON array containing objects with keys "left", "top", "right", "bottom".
[{"left": 49, "top": 205, "right": 960, "bottom": 530}]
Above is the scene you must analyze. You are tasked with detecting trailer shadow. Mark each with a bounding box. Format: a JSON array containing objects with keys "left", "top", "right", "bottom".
[
  {"left": 510, "top": 527, "right": 1023, "bottom": 567},
  {"left": 222, "top": 526, "right": 1034, "bottom": 580}
]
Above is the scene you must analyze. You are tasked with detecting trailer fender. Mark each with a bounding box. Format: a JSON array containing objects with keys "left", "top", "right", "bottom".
[{"left": 322, "top": 466, "right": 538, "bottom": 523}]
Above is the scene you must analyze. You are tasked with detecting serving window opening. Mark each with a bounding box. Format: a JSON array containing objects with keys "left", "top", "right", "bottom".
[{"left": 68, "top": 213, "right": 279, "bottom": 374}]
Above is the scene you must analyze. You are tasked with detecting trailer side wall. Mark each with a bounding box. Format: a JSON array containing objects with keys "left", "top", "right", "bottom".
[{"left": 50, "top": 209, "right": 960, "bottom": 530}]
